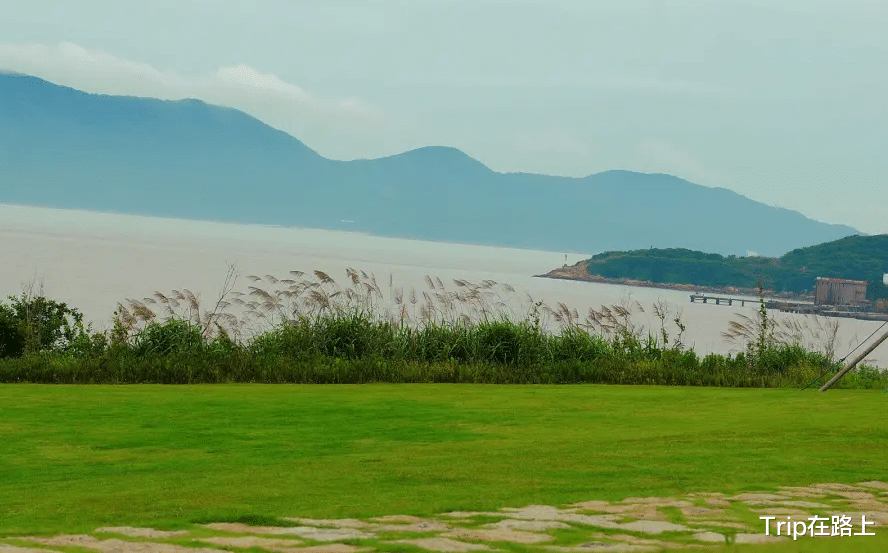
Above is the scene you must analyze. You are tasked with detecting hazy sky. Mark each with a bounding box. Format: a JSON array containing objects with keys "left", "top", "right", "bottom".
[{"left": 1, "top": 0, "right": 885, "bottom": 234}]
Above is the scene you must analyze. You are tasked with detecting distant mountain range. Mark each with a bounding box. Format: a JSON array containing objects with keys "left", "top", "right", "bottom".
[{"left": 0, "top": 72, "right": 862, "bottom": 257}]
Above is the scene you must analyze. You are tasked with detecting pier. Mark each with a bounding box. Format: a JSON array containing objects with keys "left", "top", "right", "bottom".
[
  {"left": 690, "top": 294, "right": 888, "bottom": 321},
  {"left": 689, "top": 294, "right": 753, "bottom": 307}
]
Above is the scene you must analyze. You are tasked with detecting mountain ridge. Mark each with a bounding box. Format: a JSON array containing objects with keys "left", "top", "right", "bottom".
[{"left": 0, "top": 72, "right": 861, "bottom": 257}]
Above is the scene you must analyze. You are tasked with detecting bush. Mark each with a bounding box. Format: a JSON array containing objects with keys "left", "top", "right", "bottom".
[
  {"left": 0, "top": 294, "right": 86, "bottom": 357},
  {"left": 0, "top": 311, "right": 25, "bottom": 359},
  {"left": 66, "top": 330, "right": 110, "bottom": 359},
  {"left": 132, "top": 319, "right": 205, "bottom": 357}
]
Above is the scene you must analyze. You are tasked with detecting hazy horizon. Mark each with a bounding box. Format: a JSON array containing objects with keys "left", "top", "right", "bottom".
[{"left": 1, "top": 1, "right": 885, "bottom": 234}]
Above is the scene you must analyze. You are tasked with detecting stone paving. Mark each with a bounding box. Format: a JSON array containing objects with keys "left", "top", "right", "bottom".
[{"left": 4, "top": 481, "right": 888, "bottom": 553}]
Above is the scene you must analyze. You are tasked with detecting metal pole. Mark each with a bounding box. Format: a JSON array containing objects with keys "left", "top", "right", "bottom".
[{"left": 820, "top": 328, "right": 888, "bottom": 391}]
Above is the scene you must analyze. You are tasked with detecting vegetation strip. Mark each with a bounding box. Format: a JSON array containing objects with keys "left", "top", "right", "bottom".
[{"left": 2, "top": 268, "right": 883, "bottom": 387}]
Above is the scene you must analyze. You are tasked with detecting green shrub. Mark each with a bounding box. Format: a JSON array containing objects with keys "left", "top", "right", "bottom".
[
  {"left": 475, "top": 320, "right": 530, "bottom": 365},
  {"left": 132, "top": 319, "right": 205, "bottom": 357},
  {"left": 65, "top": 329, "right": 110, "bottom": 359},
  {"left": 0, "top": 311, "right": 25, "bottom": 359},
  {"left": 0, "top": 294, "right": 86, "bottom": 357}
]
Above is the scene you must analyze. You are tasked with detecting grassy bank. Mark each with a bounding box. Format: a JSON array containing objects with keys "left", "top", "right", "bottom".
[{"left": 1, "top": 268, "right": 885, "bottom": 387}]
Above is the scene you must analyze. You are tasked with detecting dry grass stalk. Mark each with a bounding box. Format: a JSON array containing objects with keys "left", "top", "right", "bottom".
[
  {"left": 114, "top": 266, "right": 692, "bottom": 350},
  {"left": 722, "top": 310, "right": 843, "bottom": 361},
  {"left": 114, "top": 263, "right": 244, "bottom": 342}
]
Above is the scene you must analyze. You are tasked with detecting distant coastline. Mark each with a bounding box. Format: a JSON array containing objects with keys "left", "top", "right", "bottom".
[{"left": 536, "top": 263, "right": 814, "bottom": 302}]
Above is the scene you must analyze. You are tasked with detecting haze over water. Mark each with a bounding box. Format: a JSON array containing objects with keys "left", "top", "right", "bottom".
[{"left": 3, "top": 203, "right": 886, "bottom": 368}]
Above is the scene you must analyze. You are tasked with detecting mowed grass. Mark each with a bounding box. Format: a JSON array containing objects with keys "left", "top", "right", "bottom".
[{"left": 1, "top": 384, "right": 887, "bottom": 547}]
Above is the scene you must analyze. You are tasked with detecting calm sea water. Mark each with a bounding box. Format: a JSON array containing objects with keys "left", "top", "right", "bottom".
[{"left": 3, "top": 203, "right": 886, "bottom": 367}]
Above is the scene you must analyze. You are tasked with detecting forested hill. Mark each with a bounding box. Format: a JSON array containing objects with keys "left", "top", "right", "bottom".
[{"left": 579, "top": 234, "right": 888, "bottom": 299}]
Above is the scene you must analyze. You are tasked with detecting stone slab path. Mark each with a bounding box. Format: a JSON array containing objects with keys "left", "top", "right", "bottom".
[{"left": 4, "top": 481, "right": 888, "bottom": 553}]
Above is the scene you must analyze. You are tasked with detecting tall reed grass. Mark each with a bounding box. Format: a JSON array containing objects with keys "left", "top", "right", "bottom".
[{"left": 1, "top": 267, "right": 883, "bottom": 388}]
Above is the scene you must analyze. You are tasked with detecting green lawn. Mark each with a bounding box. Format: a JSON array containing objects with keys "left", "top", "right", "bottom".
[{"left": 1, "top": 384, "right": 887, "bottom": 552}]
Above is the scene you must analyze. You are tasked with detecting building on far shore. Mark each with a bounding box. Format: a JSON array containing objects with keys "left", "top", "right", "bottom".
[{"left": 814, "top": 277, "right": 868, "bottom": 306}]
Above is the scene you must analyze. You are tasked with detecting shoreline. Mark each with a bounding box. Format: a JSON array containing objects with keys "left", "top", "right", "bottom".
[{"left": 535, "top": 263, "right": 814, "bottom": 302}]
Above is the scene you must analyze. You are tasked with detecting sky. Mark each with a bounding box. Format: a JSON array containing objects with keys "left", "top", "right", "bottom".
[{"left": 1, "top": 0, "right": 885, "bottom": 234}]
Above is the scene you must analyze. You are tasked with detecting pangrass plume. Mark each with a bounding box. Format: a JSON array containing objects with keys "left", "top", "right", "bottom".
[{"left": 0, "top": 267, "right": 882, "bottom": 387}]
